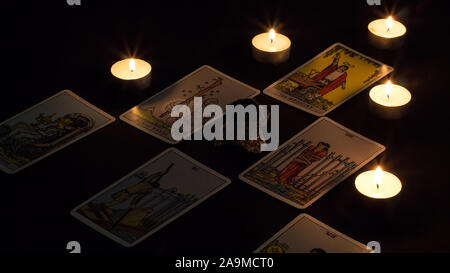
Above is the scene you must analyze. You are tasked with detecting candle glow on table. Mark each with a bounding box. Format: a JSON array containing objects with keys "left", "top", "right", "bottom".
[
  {"left": 111, "top": 58, "right": 151, "bottom": 80},
  {"left": 355, "top": 166, "right": 402, "bottom": 199},
  {"left": 369, "top": 80, "right": 411, "bottom": 107},
  {"left": 252, "top": 28, "right": 291, "bottom": 64},
  {"left": 368, "top": 16, "right": 406, "bottom": 39}
]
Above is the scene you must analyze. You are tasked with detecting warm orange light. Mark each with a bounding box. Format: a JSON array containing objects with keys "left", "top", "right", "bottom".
[
  {"left": 385, "top": 80, "right": 392, "bottom": 100},
  {"left": 129, "top": 58, "right": 136, "bottom": 72},
  {"left": 269, "top": 29, "right": 276, "bottom": 44},
  {"left": 386, "top": 16, "right": 393, "bottom": 32},
  {"left": 374, "top": 166, "right": 383, "bottom": 190}
]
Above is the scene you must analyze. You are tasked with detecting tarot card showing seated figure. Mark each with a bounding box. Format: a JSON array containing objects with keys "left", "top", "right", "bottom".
[
  {"left": 239, "top": 117, "right": 385, "bottom": 209},
  {"left": 120, "top": 65, "right": 260, "bottom": 144},
  {"left": 255, "top": 214, "right": 370, "bottom": 253},
  {"left": 264, "top": 43, "right": 393, "bottom": 116},
  {"left": 0, "top": 90, "right": 115, "bottom": 174},
  {"left": 71, "top": 148, "right": 230, "bottom": 247}
]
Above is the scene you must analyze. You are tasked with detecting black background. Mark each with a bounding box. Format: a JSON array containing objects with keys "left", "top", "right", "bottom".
[{"left": 2, "top": 0, "right": 449, "bottom": 254}]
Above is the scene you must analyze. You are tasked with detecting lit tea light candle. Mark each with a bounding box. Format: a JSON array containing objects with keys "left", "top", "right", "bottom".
[
  {"left": 252, "top": 28, "right": 291, "bottom": 64},
  {"left": 368, "top": 16, "right": 406, "bottom": 49},
  {"left": 111, "top": 58, "right": 151, "bottom": 80},
  {"left": 369, "top": 80, "right": 411, "bottom": 119},
  {"left": 355, "top": 166, "right": 402, "bottom": 199}
]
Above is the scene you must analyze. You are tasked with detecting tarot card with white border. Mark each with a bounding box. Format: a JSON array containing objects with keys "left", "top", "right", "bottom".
[
  {"left": 71, "top": 147, "right": 231, "bottom": 247},
  {"left": 239, "top": 117, "right": 385, "bottom": 209},
  {"left": 120, "top": 65, "right": 260, "bottom": 144},
  {"left": 264, "top": 43, "right": 393, "bottom": 116},
  {"left": 255, "top": 214, "right": 370, "bottom": 253},
  {"left": 0, "top": 90, "right": 115, "bottom": 174}
]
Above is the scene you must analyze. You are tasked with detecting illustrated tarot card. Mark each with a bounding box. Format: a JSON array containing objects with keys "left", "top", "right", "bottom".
[
  {"left": 120, "top": 65, "right": 260, "bottom": 144},
  {"left": 239, "top": 117, "right": 385, "bottom": 209},
  {"left": 0, "top": 90, "right": 115, "bottom": 174},
  {"left": 264, "top": 43, "right": 393, "bottom": 116},
  {"left": 255, "top": 214, "right": 370, "bottom": 253},
  {"left": 71, "top": 147, "right": 231, "bottom": 247}
]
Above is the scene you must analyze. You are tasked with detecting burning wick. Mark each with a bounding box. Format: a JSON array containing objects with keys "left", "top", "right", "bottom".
[
  {"left": 385, "top": 80, "right": 392, "bottom": 100},
  {"left": 374, "top": 166, "right": 383, "bottom": 191},
  {"left": 269, "top": 29, "right": 275, "bottom": 44},
  {"left": 386, "top": 16, "right": 393, "bottom": 32},
  {"left": 129, "top": 58, "right": 136, "bottom": 73}
]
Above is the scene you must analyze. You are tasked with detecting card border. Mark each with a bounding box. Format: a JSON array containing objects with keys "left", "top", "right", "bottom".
[
  {"left": 238, "top": 117, "right": 385, "bottom": 209},
  {"left": 119, "top": 65, "right": 261, "bottom": 144},
  {"left": 0, "top": 89, "right": 116, "bottom": 174},
  {"left": 70, "top": 147, "right": 232, "bottom": 247},
  {"left": 253, "top": 213, "right": 371, "bottom": 253},
  {"left": 263, "top": 42, "right": 394, "bottom": 116}
]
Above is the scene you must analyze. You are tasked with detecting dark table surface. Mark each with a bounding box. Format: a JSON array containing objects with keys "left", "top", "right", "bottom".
[{"left": 3, "top": 0, "right": 449, "bottom": 253}]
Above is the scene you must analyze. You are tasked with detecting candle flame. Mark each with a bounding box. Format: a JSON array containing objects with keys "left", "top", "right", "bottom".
[
  {"left": 269, "top": 29, "right": 276, "bottom": 44},
  {"left": 385, "top": 80, "right": 392, "bottom": 100},
  {"left": 129, "top": 58, "right": 136, "bottom": 72},
  {"left": 386, "top": 16, "right": 393, "bottom": 32},
  {"left": 374, "top": 166, "right": 383, "bottom": 190}
]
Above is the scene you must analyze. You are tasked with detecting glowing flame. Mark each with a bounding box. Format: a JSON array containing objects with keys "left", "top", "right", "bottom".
[
  {"left": 269, "top": 29, "right": 276, "bottom": 44},
  {"left": 386, "top": 16, "right": 393, "bottom": 32},
  {"left": 374, "top": 166, "right": 383, "bottom": 190},
  {"left": 129, "top": 58, "right": 136, "bottom": 72},
  {"left": 385, "top": 80, "right": 392, "bottom": 100}
]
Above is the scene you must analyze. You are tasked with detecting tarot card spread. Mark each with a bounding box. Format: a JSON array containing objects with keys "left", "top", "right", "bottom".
[
  {"left": 256, "top": 214, "right": 370, "bottom": 253},
  {"left": 0, "top": 90, "right": 115, "bottom": 174},
  {"left": 264, "top": 43, "right": 393, "bottom": 116},
  {"left": 71, "top": 148, "right": 231, "bottom": 247},
  {"left": 120, "top": 65, "right": 260, "bottom": 144},
  {"left": 239, "top": 117, "right": 385, "bottom": 209}
]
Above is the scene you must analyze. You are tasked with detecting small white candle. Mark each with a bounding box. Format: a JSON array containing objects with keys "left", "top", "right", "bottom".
[
  {"left": 369, "top": 80, "right": 411, "bottom": 107},
  {"left": 368, "top": 16, "right": 406, "bottom": 49},
  {"left": 355, "top": 166, "right": 402, "bottom": 199},
  {"left": 368, "top": 16, "right": 406, "bottom": 39},
  {"left": 252, "top": 28, "right": 291, "bottom": 64},
  {"left": 111, "top": 58, "right": 152, "bottom": 80}
]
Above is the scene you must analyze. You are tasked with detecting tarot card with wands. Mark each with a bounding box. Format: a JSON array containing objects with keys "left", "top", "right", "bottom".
[{"left": 239, "top": 117, "right": 385, "bottom": 209}]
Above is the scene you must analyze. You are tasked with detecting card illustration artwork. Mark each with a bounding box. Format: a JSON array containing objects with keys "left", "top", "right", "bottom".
[
  {"left": 255, "top": 214, "right": 370, "bottom": 253},
  {"left": 264, "top": 43, "right": 393, "bottom": 116},
  {"left": 0, "top": 90, "right": 115, "bottom": 174},
  {"left": 239, "top": 117, "right": 385, "bottom": 209},
  {"left": 120, "top": 65, "right": 260, "bottom": 144},
  {"left": 71, "top": 148, "right": 231, "bottom": 247}
]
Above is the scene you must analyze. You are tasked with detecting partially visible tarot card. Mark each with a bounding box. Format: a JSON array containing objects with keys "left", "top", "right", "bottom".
[
  {"left": 255, "top": 214, "right": 370, "bottom": 253},
  {"left": 239, "top": 117, "right": 385, "bottom": 209},
  {"left": 71, "top": 148, "right": 231, "bottom": 247},
  {"left": 120, "top": 65, "right": 260, "bottom": 144},
  {"left": 264, "top": 43, "right": 393, "bottom": 116},
  {"left": 0, "top": 90, "right": 115, "bottom": 174}
]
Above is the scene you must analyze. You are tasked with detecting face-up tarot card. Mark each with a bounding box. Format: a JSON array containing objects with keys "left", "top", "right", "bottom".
[
  {"left": 120, "top": 65, "right": 260, "bottom": 144},
  {"left": 71, "top": 148, "right": 231, "bottom": 247},
  {"left": 239, "top": 117, "right": 385, "bottom": 209},
  {"left": 0, "top": 90, "right": 115, "bottom": 174},
  {"left": 255, "top": 214, "right": 370, "bottom": 253},
  {"left": 264, "top": 43, "right": 393, "bottom": 116}
]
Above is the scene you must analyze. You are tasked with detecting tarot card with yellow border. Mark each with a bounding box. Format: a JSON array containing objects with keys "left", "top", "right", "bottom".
[{"left": 264, "top": 43, "right": 393, "bottom": 116}]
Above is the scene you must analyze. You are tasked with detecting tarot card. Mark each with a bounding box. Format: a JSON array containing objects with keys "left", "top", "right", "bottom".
[
  {"left": 0, "top": 90, "right": 115, "bottom": 174},
  {"left": 255, "top": 214, "right": 370, "bottom": 253},
  {"left": 71, "top": 148, "right": 231, "bottom": 247},
  {"left": 120, "top": 65, "right": 260, "bottom": 144},
  {"left": 264, "top": 43, "right": 393, "bottom": 116},
  {"left": 239, "top": 117, "right": 385, "bottom": 209}
]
